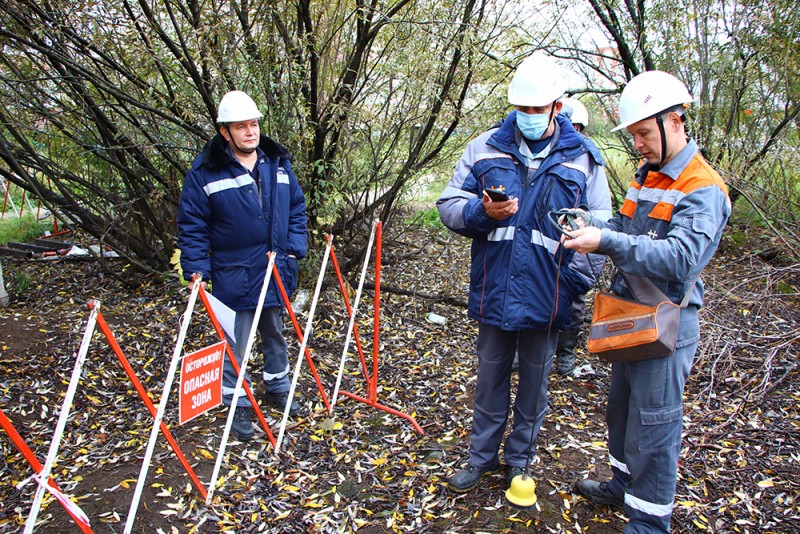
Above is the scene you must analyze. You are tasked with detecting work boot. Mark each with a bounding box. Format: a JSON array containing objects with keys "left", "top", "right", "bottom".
[
  {"left": 556, "top": 328, "right": 580, "bottom": 375},
  {"left": 506, "top": 465, "right": 531, "bottom": 486},
  {"left": 263, "top": 390, "right": 301, "bottom": 416},
  {"left": 447, "top": 461, "right": 500, "bottom": 493},
  {"left": 231, "top": 406, "right": 254, "bottom": 442},
  {"left": 574, "top": 479, "right": 624, "bottom": 509}
]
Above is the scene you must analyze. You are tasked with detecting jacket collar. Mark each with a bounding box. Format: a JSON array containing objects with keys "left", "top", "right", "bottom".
[
  {"left": 194, "top": 134, "right": 292, "bottom": 170},
  {"left": 636, "top": 139, "right": 699, "bottom": 182}
]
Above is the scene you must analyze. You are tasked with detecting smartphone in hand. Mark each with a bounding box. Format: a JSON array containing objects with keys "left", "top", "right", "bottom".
[{"left": 484, "top": 188, "right": 510, "bottom": 202}]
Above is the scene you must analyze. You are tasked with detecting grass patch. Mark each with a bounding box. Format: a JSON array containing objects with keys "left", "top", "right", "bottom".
[
  {"left": 407, "top": 206, "right": 445, "bottom": 230},
  {"left": 0, "top": 215, "right": 49, "bottom": 245}
]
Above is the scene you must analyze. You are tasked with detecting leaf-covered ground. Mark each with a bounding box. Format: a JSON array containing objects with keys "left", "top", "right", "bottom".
[{"left": 0, "top": 224, "right": 798, "bottom": 533}]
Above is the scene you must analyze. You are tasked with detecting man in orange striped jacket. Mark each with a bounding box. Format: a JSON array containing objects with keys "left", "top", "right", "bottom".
[{"left": 564, "top": 71, "right": 730, "bottom": 533}]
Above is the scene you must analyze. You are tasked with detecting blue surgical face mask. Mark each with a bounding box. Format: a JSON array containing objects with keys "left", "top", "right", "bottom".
[{"left": 516, "top": 111, "right": 551, "bottom": 140}]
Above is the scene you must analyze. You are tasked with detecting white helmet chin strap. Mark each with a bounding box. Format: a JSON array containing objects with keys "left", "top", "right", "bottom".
[
  {"left": 654, "top": 108, "right": 687, "bottom": 167},
  {"left": 235, "top": 142, "right": 257, "bottom": 154}
]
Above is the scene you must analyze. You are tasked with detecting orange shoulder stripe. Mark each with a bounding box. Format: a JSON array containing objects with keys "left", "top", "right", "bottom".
[
  {"left": 642, "top": 170, "right": 674, "bottom": 191},
  {"left": 620, "top": 199, "right": 636, "bottom": 218},
  {"left": 619, "top": 179, "right": 641, "bottom": 218},
  {"left": 670, "top": 155, "right": 729, "bottom": 196}
]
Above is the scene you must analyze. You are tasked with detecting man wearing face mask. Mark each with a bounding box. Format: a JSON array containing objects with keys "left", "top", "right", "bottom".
[{"left": 437, "top": 52, "right": 611, "bottom": 504}]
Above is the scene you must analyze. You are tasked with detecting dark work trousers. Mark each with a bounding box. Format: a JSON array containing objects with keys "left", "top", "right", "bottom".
[
  {"left": 468, "top": 324, "right": 558, "bottom": 469},
  {"left": 604, "top": 307, "right": 700, "bottom": 533},
  {"left": 555, "top": 293, "right": 586, "bottom": 373},
  {"left": 222, "top": 307, "right": 291, "bottom": 407}
]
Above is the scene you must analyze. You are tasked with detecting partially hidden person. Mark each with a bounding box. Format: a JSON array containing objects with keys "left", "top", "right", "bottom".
[{"left": 554, "top": 97, "right": 612, "bottom": 375}]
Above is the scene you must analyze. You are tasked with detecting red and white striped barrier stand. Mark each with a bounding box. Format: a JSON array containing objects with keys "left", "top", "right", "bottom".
[
  {"left": 22, "top": 304, "right": 100, "bottom": 533},
  {"left": 327, "top": 221, "right": 422, "bottom": 435},
  {"left": 0, "top": 409, "right": 93, "bottom": 532}
]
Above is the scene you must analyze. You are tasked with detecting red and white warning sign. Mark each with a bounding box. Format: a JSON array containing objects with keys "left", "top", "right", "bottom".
[{"left": 179, "top": 341, "right": 226, "bottom": 424}]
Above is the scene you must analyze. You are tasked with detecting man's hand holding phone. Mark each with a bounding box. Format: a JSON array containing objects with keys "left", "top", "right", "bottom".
[
  {"left": 483, "top": 188, "right": 518, "bottom": 220},
  {"left": 484, "top": 188, "right": 510, "bottom": 202}
]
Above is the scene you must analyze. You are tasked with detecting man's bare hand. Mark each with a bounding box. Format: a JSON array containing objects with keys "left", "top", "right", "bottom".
[
  {"left": 482, "top": 191, "right": 519, "bottom": 221},
  {"left": 557, "top": 208, "right": 591, "bottom": 230},
  {"left": 562, "top": 227, "right": 602, "bottom": 253},
  {"left": 188, "top": 279, "right": 208, "bottom": 291}
]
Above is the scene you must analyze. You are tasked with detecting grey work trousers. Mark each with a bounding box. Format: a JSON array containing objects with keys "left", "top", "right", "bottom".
[
  {"left": 604, "top": 307, "right": 700, "bottom": 533},
  {"left": 468, "top": 324, "right": 558, "bottom": 469},
  {"left": 222, "top": 307, "right": 291, "bottom": 407}
]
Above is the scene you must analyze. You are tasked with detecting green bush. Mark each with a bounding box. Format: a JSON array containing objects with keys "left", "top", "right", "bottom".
[{"left": 411, "top": 206, "right": 445, "bottom": 230}]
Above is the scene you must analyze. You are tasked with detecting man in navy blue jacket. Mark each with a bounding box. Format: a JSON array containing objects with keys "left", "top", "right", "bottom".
[
  {"left": 437, "top": 53, "right": 610, "bottom": 504},
  {"left": 178, "top": 90, "right": 307, "bottom": 441}
]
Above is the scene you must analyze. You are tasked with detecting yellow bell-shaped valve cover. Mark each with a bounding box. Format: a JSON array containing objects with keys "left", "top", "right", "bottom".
[{"left": 505, "top": 473, "right": 537, "bottom": 509}]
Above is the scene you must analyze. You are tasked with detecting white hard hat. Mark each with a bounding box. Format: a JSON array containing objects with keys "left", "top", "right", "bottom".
[
  {"left": 561, "top": 97, "right": 589, "bottom": 127},
  {"left": 216, "top": 90, "right": 263, "bottom": 123},
  {"left": 508, "top": 52, "right": 568, "bottom": 107},
  {"left": 611, "top": 71, "right": 694, "bottom": 132}
]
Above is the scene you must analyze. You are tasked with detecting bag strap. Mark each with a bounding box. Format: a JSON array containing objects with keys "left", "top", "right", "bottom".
[
  {"left": 617, "top": 270, "right": 698, "bottom": 308},
  {"left": 678, "top": 276, "right": 698, "bottom": 308}
]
